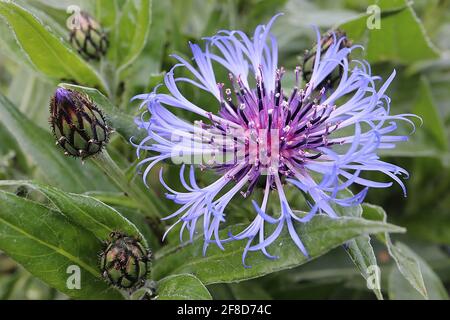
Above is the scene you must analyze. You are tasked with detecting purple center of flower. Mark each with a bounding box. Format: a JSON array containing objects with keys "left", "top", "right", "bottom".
[{"left": 202, "top": 67, "right": 341, "bottom": 197}]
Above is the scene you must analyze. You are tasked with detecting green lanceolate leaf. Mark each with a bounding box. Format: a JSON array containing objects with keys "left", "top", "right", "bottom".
[
  {"left": 153, "top": 215, "right": 405, "bottom": 284},
  {"left": 362, "top": 203, "right": 429, "bottom": 299},
  {"left": 387, "top": 243, "right": 428, "bottom": 298},
  {"left": 109, "top": 0, "right": 152, "bottom": 71},
  {"left": 388, "top": 242, "right": 448, "bottom": 300},
  {"left": 157, "top": 274, "right": 212, "bottom": 300},
  {"left": 332, "top": 189, "right": 383, "bottom": 299},
  {"left": 0, "top": 15, "right": 35, "bottom": 69},
  {"left": 413, "top": 77, "right": 448, "bottom": 151},
  {"left": 339, "top": 2, "right": 440, "bottom": 64},
  {"left": 59, "top": 83, "right": 146, "bottom": 142},
  {"left": 0, "top": 180, "right": 145, "bottom": 246},
  {"left": 0, "top": 1, "right": 107, "bottom": 92},
  {"left": 0, "top": 93, "right": 112, "bottom": 193},
  {"left": 345, "top": 235, "right": 382, "bottom": 299},
  {"left": 95, "top": 0, "right": 118, "bottom": 29},
  {"left": 0, "top": 190, "right": 123, "bottom": 299}
]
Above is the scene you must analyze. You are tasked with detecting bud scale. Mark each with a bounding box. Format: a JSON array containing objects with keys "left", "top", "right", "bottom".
[
  {"left": 69, "top": 11, "right": 108, "bottom": 61},
  {"left": 99, "top": 232, "right": 151, "bottom": 290},
  {"left": 49, "top": 88, "right": 111, "bottom": 159}
]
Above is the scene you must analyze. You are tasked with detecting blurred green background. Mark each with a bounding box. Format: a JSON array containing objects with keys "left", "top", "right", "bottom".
[{"left": 0, "top": 0, "right": 449, "bottom": 300}]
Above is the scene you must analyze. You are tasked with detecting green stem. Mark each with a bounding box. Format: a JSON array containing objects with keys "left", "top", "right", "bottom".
[{"left": 91, "top": 150, "right": 165, "bottom": 237}]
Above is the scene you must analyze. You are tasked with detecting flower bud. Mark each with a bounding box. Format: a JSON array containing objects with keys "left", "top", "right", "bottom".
[
  {"left": 99, "top": 232, "right": 151, "bottom": 290},
  {"left": 69, "top": 11, "right": 108, "bottom": 61},
  {"left": 49, "top": 88, "right": 111, "bottom": 159},
  {"left": 302, "top": 30, "right": 352, "bottom": 89}
]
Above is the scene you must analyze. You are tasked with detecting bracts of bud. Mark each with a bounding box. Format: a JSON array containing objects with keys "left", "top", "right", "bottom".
[
  {"left": 302, "top": 30, "right": 352, "bottom": 90},
  {"left": 49, "top": 88, "right": 112, "bottom": 159},
  {"left": 69, "top": 11, "right": 108, "bottom": 61},
  {"left": 99, "top": 232, "right": 152, "bottom": 290}
]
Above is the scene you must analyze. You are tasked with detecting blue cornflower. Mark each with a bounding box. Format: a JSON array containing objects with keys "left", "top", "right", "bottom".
[{"left": 132, "top": 14, "right": 416, "bottom": 266}]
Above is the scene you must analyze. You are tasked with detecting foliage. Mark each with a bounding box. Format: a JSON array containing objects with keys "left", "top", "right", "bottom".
[{"left": 0, "top": 0, "right": 449, "bottom": 300}]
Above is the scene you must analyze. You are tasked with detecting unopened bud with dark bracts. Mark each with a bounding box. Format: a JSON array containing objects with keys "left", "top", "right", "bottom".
[
  {"left": 69, "top": 11, "right": 108, "bottom": 61},
  {"left": 49, "top": 88, "right": 111, "bottom": 159},
  {"left": 302, "top": 30, "right": 352, "bottom": 90},
  {"left": 99, "top": 232, "right": 151, "bottom": 290}
]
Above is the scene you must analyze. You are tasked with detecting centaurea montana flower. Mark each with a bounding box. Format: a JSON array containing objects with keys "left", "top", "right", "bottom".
[{"left": 132, "top": 14, "right": 416, "bottom": 266}]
